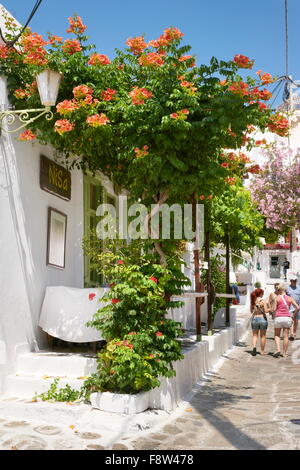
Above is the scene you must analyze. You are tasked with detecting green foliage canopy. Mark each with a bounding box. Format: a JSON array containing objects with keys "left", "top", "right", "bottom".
[{"left": 1, "top": 15, "right": 283, "bottom": 207}]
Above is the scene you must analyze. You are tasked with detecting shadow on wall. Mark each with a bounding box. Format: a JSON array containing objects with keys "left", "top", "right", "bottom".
[{"left": 1, "top": 110, "right": 38, "bottom": 349}]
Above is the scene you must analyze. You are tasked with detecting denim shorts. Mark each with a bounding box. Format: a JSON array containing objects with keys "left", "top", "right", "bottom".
[{"left": 251, "top": 316, "right": 268, "bottom": 331}]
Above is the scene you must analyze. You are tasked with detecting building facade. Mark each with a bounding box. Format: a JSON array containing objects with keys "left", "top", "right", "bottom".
[
  {"left": 247, "top": 90, "right": 300, "bottom": 279},
  {"left": 0, "top": 41, "right": 120, "bottom": 392}
]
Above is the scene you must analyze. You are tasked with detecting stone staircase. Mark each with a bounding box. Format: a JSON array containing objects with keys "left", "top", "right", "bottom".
[{"left": 4, "top": 351, "right": 97, "bottom": 399}]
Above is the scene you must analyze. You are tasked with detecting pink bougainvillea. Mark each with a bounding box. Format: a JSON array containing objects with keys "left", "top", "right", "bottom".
[{"left": 250, "top": 145, "right": 300, "bottom": 231}]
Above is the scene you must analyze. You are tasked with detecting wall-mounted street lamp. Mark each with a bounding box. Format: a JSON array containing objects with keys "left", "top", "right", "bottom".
[{"left": 0, "top": 69, "right": 61, "bottom": 133}]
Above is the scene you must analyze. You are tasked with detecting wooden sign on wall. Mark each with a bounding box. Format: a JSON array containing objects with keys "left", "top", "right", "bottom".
[{"left": 40, "top": 155, "right": 71, "bottom": 201}]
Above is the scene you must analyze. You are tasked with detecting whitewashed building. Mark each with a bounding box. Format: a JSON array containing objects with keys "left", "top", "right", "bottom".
[
  {"left": 0, "top": 86, "right": 123, "bottom": 393},
  {"left": 0, "top": 4, "right": 126, "bottom": 395},
  {"left": 0, "top": 4, "right": 262, "bottom": 401},
  {"left": 246, "top": 89, "right": 300, "bottom": 280},
  {"left": 0, "top": 5, "right": 201, "bottom": 398}
]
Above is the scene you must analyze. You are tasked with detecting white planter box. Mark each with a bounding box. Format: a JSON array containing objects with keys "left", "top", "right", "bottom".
[
  {"left": 90, "top": 391, "right": 149, "bottom": 414},
  {"left": 213, "top": 306, "right": 237, "bottom": 328}
]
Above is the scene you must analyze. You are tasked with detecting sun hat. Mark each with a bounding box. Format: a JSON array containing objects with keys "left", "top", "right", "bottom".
[{"left": 289, "top": 275, "right": 298, "bottom": 281}]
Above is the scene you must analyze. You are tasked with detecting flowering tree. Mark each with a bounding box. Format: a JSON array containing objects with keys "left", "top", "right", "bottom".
[
  {"left": 1, "top": 14, "right": 289, "bottom": 263},
  {"left": 1, "top": 15, "right": 287, "bottom": 206},
  {"left": 250, "top": 145, "right": 300, "bottom": 233},
  {"left": 0, "top": 13, "right": 291, "bottom": 393},
  {"left": 208, "top": 184, "right": 264, "bottom": 251}
]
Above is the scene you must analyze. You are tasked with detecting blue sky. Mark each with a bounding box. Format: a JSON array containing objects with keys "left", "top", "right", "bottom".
[{"left": 5, "top": 0, "right": 300, "bottom": 88}]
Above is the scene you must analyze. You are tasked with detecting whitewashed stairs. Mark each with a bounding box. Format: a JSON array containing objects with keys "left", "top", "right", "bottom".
[{"left": 4, "top": 351, "right": 97, "bottom": 399}]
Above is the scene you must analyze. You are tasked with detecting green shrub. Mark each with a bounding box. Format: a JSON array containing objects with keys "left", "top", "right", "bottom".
[
  {"left": 82, "top": 328, "right": 183, "bottom": 397},
  {"left": 201, "top": 254, "right": 226, "bottom": 318},
  {"left": 83, "top": 238, "right": 188, "bottom": 395},
  {"left": 35, "top": 378, "right": 81, "bottom": 402}
]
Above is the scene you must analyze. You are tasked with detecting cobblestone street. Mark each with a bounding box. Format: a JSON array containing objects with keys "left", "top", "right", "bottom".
[
  {"left": 130, "top": 326, "right": 300, "bottom": 451},
  {"left": 1, "top": 325, "right": 300, "bottom": 450}
]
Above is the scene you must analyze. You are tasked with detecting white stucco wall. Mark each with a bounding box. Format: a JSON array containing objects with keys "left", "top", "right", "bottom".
[
  {"left": 0, "top": 76, "right": 84, "bottom": 392},
  {"left": 0, "top": 3, "right": 22, "bottom": 47},
  {"left": 245, "top": 100, "right": 300, "bottom": 276}
]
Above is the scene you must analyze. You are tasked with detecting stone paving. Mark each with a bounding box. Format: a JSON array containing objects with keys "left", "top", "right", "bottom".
[
  {"left": 1, "top": 325, "right": 300, "bottom": 450},
  {"left": 129, "top": 325, "right": 300, "bottom": 450}
]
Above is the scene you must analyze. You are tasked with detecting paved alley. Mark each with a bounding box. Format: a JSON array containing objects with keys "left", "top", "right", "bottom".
[
  {"left": 1, "top": 324, "right": 300, "bottom": 450},
  {"left": 129, "top": 324, "right": 300, "bottom": 450}
]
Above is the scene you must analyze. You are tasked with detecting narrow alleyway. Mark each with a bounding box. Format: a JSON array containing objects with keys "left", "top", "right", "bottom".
[
  {"left": 0, "top": 323, "right": 300, "bottom": 450},
  {"left": 129, "top": 324, "right": 300, "bottom": 451}
]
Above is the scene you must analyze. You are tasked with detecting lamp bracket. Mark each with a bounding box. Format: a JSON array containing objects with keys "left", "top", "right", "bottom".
[{"left": 0, "top": 106, "right": 53, "bottom": 133}]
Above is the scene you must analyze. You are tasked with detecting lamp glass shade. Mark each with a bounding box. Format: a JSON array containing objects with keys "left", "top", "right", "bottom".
[{"left": 36, "top": 69, "right": 62, "bottom": 106}]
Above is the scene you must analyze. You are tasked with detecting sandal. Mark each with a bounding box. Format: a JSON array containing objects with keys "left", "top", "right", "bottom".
[{"left": 273, "top": 351, "right": 281, "bottom": 358}]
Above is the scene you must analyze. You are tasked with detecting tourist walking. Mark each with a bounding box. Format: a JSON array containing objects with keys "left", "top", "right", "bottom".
[
  {"left": 286, "top": 275, "right": 300, "bottom": 340},
  {"left": 230, "top": 272, "right": 240, "bottom": 304},
  {"left": 250, "top": 288, "right": 268, "bottom": 356},
  {"left": 283, "top": 258, "right": 290, "bottom": 280},
  {"left": 273, "top": 283, "right": 300, "bottom": 358},
  {"left": 267, "top": 283, "right": 279, "bottom": 318}
]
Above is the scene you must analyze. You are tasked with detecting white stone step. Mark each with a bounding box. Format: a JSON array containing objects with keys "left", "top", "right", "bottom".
[
  {"left": 4, "top": 375, "right": 85, "bottom": 399},
  {"left": 16, "top": 352, "right": 97, "bottom": 377}
]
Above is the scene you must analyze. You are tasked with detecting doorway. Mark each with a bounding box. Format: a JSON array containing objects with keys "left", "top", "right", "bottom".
[
  {"left": 83, "top": 174, "right": 116, "bottom": 287},
  {"left": 269, "top": 255, "right": 286, "bottom": 279}
]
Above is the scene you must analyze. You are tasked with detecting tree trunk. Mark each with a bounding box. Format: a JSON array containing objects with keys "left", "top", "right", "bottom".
[
  {"left": 143, "top": 189, "right": 170, "bottom": 266},
  {"left": 192, "top": 197, "right": 205, "bottom": 340},
  {"left": 225, "top": 230, "right": 230, "bottom": 326},
  {"left": 205, "top": 230, "right": 213, "bottom": 333},
  {"left": 193, "top": 248, "right": 203, "bottom": 340}
]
